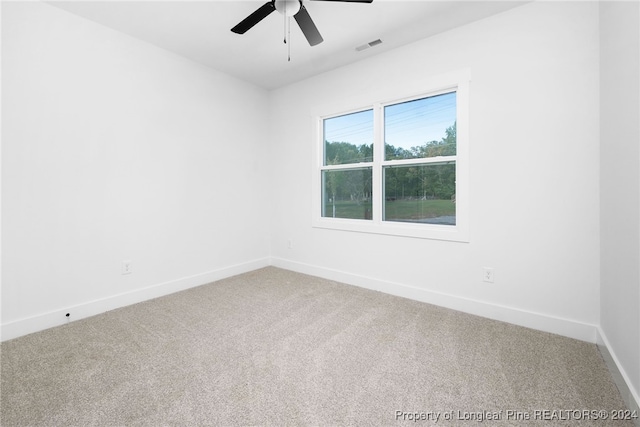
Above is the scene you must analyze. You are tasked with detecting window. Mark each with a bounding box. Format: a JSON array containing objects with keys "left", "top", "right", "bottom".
[
  {"left": 322, "top": 109, "right": 373, "bottom": 221},
  {"left": 383, "top": 92, "right": 457, "bottom": 226},
  {"left": 313, "top": 71, "right": 469, "bottom": 241}
]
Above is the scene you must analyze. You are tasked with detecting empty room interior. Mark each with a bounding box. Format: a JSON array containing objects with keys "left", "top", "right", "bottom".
[{"left": 2, "top": 0, "right": 639, "bottom": 425}]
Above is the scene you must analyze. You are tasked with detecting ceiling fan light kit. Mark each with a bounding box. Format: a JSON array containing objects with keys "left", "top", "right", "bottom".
[
  {"left": 274, "top": 0, "right": 301, "bottom": 17},
  {"left": 231, "top": 0, "right": 373, "bottom": 57}
]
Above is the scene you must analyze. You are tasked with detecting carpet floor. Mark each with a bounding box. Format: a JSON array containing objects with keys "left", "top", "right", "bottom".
[{"left": 0, "top": 267, "right": 634, "bottom": 426}]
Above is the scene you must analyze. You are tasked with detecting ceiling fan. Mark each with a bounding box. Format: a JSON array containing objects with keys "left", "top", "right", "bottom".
[{"left": 231, "top": 0, "right": 373, "bottom": 47}]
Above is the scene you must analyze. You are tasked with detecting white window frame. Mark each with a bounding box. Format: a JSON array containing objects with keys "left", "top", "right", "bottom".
[{"left": 311, "top": 70, "right": 470, "bottom": 242}]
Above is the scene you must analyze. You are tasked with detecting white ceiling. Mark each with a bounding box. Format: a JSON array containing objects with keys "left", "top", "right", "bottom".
[{"left": 49, "top": 0, "right": 527, "bottom": 89}]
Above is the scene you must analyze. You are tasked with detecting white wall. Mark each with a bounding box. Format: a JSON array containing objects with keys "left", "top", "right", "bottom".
[
  {"left": 1, "top": 2, "right": 271, "bottom": 340},
  {"left": 269, "top": 1, "right": 601, "bottom": 342},
  {"left": 599, "top": 0, "right": 640, "bottom": 409}
]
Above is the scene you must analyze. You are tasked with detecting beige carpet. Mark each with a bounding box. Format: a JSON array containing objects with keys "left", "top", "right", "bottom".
[{"left": 1, "top": 267, "right": 634, "bottom": 426}]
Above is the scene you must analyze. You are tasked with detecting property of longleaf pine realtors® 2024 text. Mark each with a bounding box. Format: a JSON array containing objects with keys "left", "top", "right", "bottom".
[{"left": 394, "top": 409, "right": 639, "bottom": 423}]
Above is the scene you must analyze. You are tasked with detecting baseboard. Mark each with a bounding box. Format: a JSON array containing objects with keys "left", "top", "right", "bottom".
[
  {"left": 0, "top": 257, "right": 271, "bottom": 342},
  {"left": 271, "top": 257, "right": 598, "bottom": 343},
  {"left": 597, "top": 328, "right": 640, "bottom": 425},
  {"left": 3, "top": 257, "right": 598, "bottom": 345}
]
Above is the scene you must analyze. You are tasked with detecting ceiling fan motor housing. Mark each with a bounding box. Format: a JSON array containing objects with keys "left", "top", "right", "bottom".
[{"left": 275, "top": 0, "right": 301, "bottom": 17}]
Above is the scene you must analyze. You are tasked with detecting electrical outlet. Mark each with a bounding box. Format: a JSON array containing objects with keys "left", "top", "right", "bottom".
[
  {"left": 483, "top": 267, "right": 494, "bottom": 283},
  {"left": 287, "top": 239, "right": 293, "bottom": 249},
  {"left": 122, "top": 260, "right": 132, "bottom": 275}
]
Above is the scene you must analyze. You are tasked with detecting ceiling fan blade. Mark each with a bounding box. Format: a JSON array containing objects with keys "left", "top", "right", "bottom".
[
  {"left": 309, "top": 0, "right": 373, "bottom": 3},
  {"left": 231, "top": 1, "right": 276, "bottom": 34},
  {"left": 294, "top": 5, "right": 324, "bottom": 46}
]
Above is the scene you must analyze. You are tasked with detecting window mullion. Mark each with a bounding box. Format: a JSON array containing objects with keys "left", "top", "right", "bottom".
[
  {"left": 382, "top": 156, "right": 457, "bottom": 168},
  {"left": 372, "top": 103, "right": 384, "bottom": 224},
  {"left": 320, "top": 163, "right": 373, "bottom": 171}
]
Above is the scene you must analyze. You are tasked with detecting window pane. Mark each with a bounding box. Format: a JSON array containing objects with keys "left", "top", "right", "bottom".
[
  {"left": 384, "top": 163, "right": 456, "bottom": 225},
  {"left": 322, "top": 168, "right": 372, "bottom": 220},
  {"left": 385, "top": 92, "right": 457, "bottom": 160},
  {"left": 324, "top": 109, "right": 373, "bottom": 166}
]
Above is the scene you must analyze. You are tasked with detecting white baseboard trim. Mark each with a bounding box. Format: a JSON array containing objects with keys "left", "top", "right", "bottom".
[
  {"left": 271, "top": 257, "right": 598, "bottom": 343},
  {"left": 0, "top": 257, "right": 271, "bottom": 342},
  {"left": 597, "top": 328, "right": 640, "bottom": 424},
  {"left": 2, "top": 257, "right": 599, "bottom": 345}
]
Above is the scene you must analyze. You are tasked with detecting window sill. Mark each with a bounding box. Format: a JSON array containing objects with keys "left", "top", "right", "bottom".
[{"left": 312, "top": 217, "right": 469, "bottom": 242}]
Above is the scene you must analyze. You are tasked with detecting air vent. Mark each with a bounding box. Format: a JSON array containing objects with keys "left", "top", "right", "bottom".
[{"left": 355, "top": 38, "right": 383, "bottom": 52}]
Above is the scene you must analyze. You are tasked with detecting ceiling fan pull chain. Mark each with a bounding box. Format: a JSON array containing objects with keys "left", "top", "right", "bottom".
[
  {"left": 288, "top": 16, "right": 291, "bottom": 61},
  {"left": 280, "top": 1, "right": 291, "bottom": 61}
]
